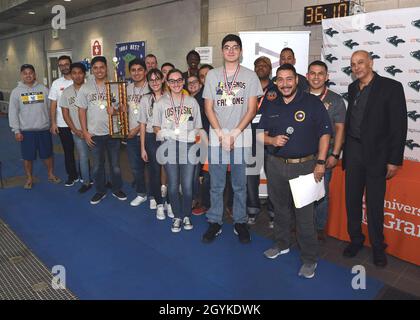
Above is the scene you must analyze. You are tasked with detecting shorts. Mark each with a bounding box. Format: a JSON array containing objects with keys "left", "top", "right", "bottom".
[{"left": 20, "top": 130, "right": 53, "bottom": 161}]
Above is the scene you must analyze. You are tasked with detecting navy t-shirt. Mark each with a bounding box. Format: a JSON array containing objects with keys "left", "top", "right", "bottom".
[{"left": 258, "top": 89, "right": 332, "bottom": 158}]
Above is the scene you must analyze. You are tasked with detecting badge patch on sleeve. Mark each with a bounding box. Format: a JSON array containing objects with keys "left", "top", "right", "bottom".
[
  {"left": 294, "top": 110, "right": 305, "bottom": 122},
  {"left": 21, "top": 92, "right": 45, "bottom": 104}
]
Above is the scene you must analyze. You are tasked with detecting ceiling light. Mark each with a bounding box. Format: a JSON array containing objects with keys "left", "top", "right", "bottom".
[{"left": 28, "top": 11, "right": 36, "bottom": 15}]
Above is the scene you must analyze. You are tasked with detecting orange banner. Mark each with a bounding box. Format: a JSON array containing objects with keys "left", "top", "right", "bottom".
[{"left": 327, "top": 160, "right": 420, "bottom": 266}]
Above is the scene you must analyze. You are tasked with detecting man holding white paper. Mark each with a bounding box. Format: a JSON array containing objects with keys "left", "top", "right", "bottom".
[{"left": 257, "top": 64, "right": 332, "bottom": 279}]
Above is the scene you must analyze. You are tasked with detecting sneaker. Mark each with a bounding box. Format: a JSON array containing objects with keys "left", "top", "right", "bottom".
[
  {"left": 65, "top": 178, "right": 78, "bottom": 187},
  {"left": 192, "top": 206, "right": 207, "bottom": 216},
  {"left": 90, "top": 193, "right": 106, "bottom": 205},
  {"left": 150, "top": 198, "right": 157, "bottom": 210},
  {"left": 78, "top": 184, "right": 92, "bottom": 194},
  {"left": 202, "top": 223, "right": 222, "bottom": 243},
  {"left": 233, "top": 223, "right": 251, "bottom": 244},
  {"left": 183, "top": 217, "right": 193, "bottom": 230},
  {"left": 156, "top": 205, "right": 165, "bottom": 220},
  {"left": 247, "top": 214, "right": 257, "bottom": 225},
  {"left": 263, "top": 247, "right": 290, "bottom": 259},
  {"left": 130, "top": 195, "right": 147, "bottom": 207},
  {"left": 171, "top": 218, "right": 182, "bottom": 233},
  {"left": 161, "top": 185, "right": 167, "bottom": 198},
  {"left": 112, "top": 190, "right": 127, "bottom": 201},
  {"left": 166, "top": 203, "right": 174, "bottom": 218},
  {"left": 298, "top": 263, "right": 318, "bottom": 279},
  {"left": 343, "top": 243, "right": 364, "bottom": 258}
]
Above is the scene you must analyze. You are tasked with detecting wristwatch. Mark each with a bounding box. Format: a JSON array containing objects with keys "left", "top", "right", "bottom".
[
  {"left": 331, "top": 153, "right": 340, "bottom": 159},
  {"left": 316, "top": 159, "right": 326, "bottom": 165}
]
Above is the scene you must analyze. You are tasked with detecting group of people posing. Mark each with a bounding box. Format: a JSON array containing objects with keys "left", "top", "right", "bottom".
[{"left": 8, "top": 33, "right": 407, "bottom": 278}]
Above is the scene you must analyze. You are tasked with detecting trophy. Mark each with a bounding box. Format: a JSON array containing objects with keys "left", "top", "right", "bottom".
[{"left": 107, "top": 57, "right": 129, "bottom": 138}]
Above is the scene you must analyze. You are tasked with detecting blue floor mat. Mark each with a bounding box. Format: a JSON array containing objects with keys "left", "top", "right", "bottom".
[{"left": 0, "top": 117, "right": 383, "bottom": 299}]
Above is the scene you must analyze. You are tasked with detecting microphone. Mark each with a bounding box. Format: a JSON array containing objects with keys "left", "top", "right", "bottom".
[
  {"left": 274, "top": 126, "right": 294, "bottom": 153},
  {"left": 285, "top": 126, "right": 294, "bottom": 138}
]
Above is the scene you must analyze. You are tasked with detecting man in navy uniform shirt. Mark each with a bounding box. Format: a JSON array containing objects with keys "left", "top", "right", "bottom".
[{"left": 257, "top": 64, "right": 332, "bottom": 279}]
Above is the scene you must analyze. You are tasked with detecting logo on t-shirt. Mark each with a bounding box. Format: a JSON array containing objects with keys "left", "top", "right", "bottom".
[
  {"left": 21, "top": 92, "right": 45, "bottom": 104},
  {"left": 294, "top": 110, "right": 306, "bottom": 122}
]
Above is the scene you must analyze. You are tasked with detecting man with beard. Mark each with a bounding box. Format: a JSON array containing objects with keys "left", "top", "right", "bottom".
[
  {"left": 49, "top": 55, "right": 78, "bottom": 186},
  {"left": 247, "top": 56, "right": 276, "bottom": 227},
  {"left": 257, "top": 64, "right": 332, "bottom": 279}
]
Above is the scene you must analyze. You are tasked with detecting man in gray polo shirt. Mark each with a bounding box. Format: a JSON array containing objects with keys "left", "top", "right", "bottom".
[{"left": 76, "top": 56, "right": 126, "bottom": 204}]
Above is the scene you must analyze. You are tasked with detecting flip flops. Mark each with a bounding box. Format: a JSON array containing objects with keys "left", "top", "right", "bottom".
[
  {"left": 48, "top": 176, "right": 62, "bottom": 184},
  {"left": 23, "top": 181, "right": 33, "bottom": 189}
]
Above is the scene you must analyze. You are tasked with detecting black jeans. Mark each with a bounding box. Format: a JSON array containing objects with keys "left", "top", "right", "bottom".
[
  {"left": 344, "top": 136, "right": 387, "bottom": 250},
  {"left": 58, "top": 127, "right": 78, "bottom": 180}
]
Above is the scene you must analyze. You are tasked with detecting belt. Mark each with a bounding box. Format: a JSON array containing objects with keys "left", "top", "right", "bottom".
[{"left": 273, "top": 154, "right": 316, "bottom": 164}]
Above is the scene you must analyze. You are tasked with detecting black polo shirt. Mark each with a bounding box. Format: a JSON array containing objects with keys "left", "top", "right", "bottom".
[{"left": 258, "top": 89, "right": 332, "bottom": 158}]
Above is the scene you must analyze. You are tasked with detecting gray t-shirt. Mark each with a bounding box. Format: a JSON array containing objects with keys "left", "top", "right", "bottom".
[
  {"left": 75, "top": 80, "right": 109, "bottom": 136},
  {"left": 126, "top": 82, "right": 150, "bottom": 134},
  {"left": 139, "top": 93, "right": 160, "bottom": 133},
  {"left": 152, "top": 93, "right": 202, "bottom": 143},
  {"left": 59, "top": 85, "right": 81, "bottom": 131},
  {"left": 203, "top": 65, "right": 263, "bottom": 147},
  {"left": 312, "top": 89, "right": 346, "bottom": 154}
]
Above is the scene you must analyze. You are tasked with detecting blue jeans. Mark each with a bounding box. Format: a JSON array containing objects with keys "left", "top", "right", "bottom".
[
  {"left": 91, "top": 135, "right": 122, "bottom": 194},
  {"left": 145, "top": 132, "right": 163, "bottom": 205},
  {"left": 315, "top": 169, "right": 332, "bottom": 230},
  {"left": 126, "top": 136, "right": 146, "bottom": 196},
  {"left": 163, "top": 141, "right": 195, "bottom": 219},
  {"left": 206, "top": 147, "right": 249, "bottom": 224},
  {"left": 73, "top": 134, "right": 91, "bottom": 185}
]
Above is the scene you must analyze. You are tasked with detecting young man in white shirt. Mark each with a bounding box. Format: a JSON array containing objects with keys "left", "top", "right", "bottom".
[{"left": 48, "top": 55, "right": 78, "bottom": 186}]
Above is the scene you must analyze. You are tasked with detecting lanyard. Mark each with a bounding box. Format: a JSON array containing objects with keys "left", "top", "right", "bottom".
[
  {"left": 93, "top": 80, "right": 105, "bottom": 102},
  {"left": 319, "top": 87, "right": 328, "bottom": 102},
  {"left": 169, "top": 93, "right": 185, "bottom": 127},
  {"left": 257, "top": 88, "right": 268, "bottom": 110},
  {"left": 223, "top": 64, "right": 240, "bottom": 96}
]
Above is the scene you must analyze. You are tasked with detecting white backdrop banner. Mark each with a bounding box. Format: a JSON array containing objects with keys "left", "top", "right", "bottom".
[
  {"left": 239, "top": 31, "right": 311, "bottom": 78},
  {"left": 322, "top": 7, "right": 420, "bottom": 162}
]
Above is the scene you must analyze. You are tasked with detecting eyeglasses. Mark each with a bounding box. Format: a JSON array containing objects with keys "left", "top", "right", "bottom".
[
  {"left": 223, "top": 45, "right": 241, "bottom": 51},
  {"left": 149, "top": 78, "right": 162, "bottom": 83},
  {"left": 188, "top": 80, "right": 199, "bottom": 85},
  {"left": 167, "top": 78, "right": 184, "bottom": 85}
]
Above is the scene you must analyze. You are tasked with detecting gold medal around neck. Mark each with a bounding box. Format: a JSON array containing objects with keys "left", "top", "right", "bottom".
[
  {"left": 174, "top": 128, "right": 180, "bottom": 135},
  {"left": 99, "top": 102, "right": 106, "bottom": 110}
]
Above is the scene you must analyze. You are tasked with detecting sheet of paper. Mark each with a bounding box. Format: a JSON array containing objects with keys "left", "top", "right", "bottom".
[{"left": 289, "top": 173, "right": 326, "bottom": 209}]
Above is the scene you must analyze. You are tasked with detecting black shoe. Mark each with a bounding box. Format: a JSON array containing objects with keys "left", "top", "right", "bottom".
[
  {"left": 343, "top": 242, "right": 363, "bottom": 258},
  {"left": 202, "top": 223, "right": 222, "bottom": 243},
  {"left": 78, "top": 184, "right": 92, "bottom": 194},
  {"left": 234, "top": 223, "right": 251, "bottom": 244},
  {"left": 112, "top": 190, "right": 127, "bottom": 201},
  {"left": 247, "top": 214, "right": 257, "bottom": 225},
  {"left": 90, "top": 193, "right": 106, "bottom": 205},
  {"left": 64, "top": 178, "right": 78, "bottom": 187},
  {"left": 373, "top": 249, "right": 388, "bottom": 268}
]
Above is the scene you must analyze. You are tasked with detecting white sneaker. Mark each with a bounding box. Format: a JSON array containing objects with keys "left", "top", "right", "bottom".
[
  {"left": 150, "top": 198, "right": 157, "bottom": 209},
  {"left": 161, "top": 185, "right": 167, "bottom": 198},
  {"left": 171, "top": 218, "right": 182, "bottom": 233},
  {"left": 183, "top": 217, "right": 193, "bottom": 230},
  {"left": 166, "top": 203, "right": 174, "bottom": 218},
  {"left": 130, "top": 195, "right": 147, "bottom": 207},
  {"left": 156, "top": 204, "right": 165, "bottom": 220}
]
